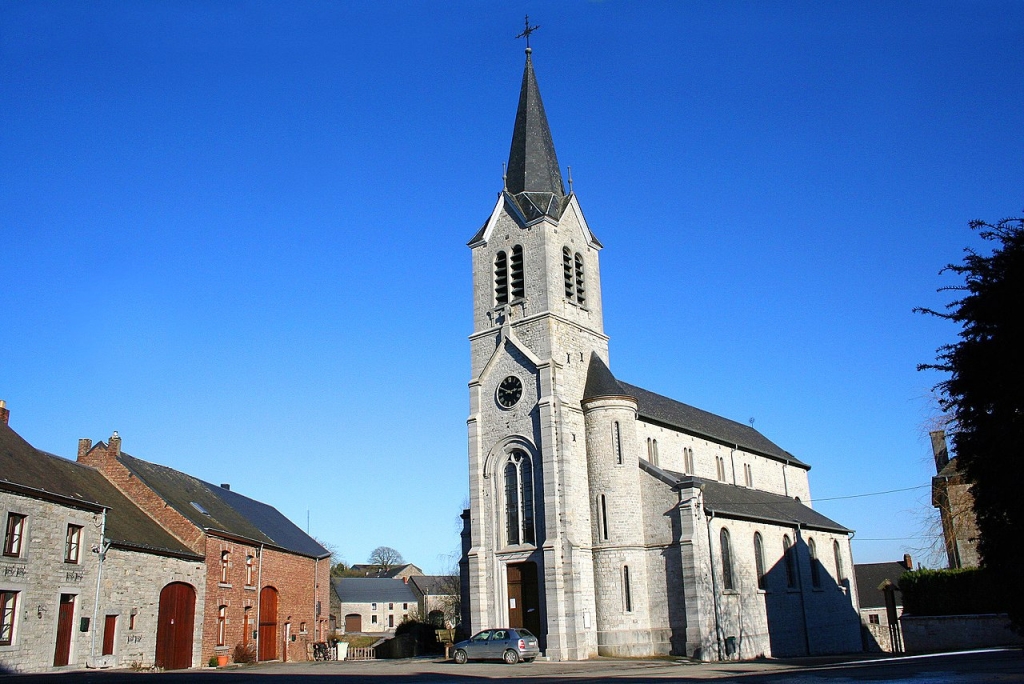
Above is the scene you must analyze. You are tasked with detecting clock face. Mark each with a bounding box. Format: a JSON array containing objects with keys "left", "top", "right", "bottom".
[{"left": 497, "top": 375, "right": 523, "bottom": 408}]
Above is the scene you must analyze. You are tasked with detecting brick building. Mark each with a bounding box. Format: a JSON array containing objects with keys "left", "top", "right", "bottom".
[
  {"left": 0, "top": 404, "right": 204, "bottom": 674},
  {"left": 78, "top": 433, "right": 330, "bottom": 665},
  {"left": 461, "top": 49, "right": 862, "bottom": 661}
]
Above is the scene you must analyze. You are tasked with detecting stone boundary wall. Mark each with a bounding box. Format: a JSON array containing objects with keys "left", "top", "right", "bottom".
[{"left": 901, "top": 613, "right": 1022, "bottom": 653}]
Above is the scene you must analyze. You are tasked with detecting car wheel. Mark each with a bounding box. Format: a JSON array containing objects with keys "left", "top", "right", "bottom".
[
  {"left": 503, "top": 649, "right": 520, "bottom": 665},
  {"left": 453, "top": 649, "right": 468, "bottom": 665}
]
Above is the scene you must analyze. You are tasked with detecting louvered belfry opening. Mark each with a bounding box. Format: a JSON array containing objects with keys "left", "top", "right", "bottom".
[
  {"left": 574, "top": 253, "right": 586, "bottom": 306},
  {"left": 510, "top": 245, "right": 525, "bottom": 298},
  {"left": 563, "top": 247, "right": 574, "bottom": 299},
  {"left": 495, "top": 251, "right": 509, "bottom": 304}
]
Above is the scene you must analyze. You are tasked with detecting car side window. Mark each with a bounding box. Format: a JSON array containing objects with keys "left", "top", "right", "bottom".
[
  {"left": 472, "top": 630, "right": 491, "bottom": 642},
  {"left": 492, "top": 630, "right": 507, "bottom": 640}
]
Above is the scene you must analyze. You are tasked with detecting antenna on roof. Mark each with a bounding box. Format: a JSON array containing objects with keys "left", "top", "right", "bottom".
[{"left": 749, "top": 417, "right": 755, "bottom": 428}]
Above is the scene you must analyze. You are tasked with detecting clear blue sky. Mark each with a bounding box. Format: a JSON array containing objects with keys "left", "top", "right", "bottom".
[{"left": 2, "top": 2, "right": 1021, "bottom": 573}]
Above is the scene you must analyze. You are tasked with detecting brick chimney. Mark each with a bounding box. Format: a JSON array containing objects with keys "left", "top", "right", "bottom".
[
  {"left": 78, "top": 439, "right": 93, "bottom": 460},
  {"left": 903, "top": 553, "right": 913, "bottom": 570},
  {"left": 109, "top": 431, "right": 122, "bottom": 457},
  {"left": 0, "top": 400, "right": 9, "bottom": 426},
  {"left": 930, "top": 430, "right": 949, "bottom": 473}
]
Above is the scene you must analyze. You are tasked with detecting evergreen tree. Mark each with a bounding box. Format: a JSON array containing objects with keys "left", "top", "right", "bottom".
[{"left": 917, "top": 215, "right": 1024, "bottom": 629}]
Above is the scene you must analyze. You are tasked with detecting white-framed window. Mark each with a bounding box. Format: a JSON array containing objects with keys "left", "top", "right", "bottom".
[
  {"left": 371, "top": 614, "right": 378, "bottom": 624},
  {"left": 64, "top": 524, "right": 82, "bottom": 564},
  {"left": 220, "top": 550, "right": 230, "bottom": 584},
  {"left": 246, "top": 555, "right": 254, "bottom": 586},
  {"left": 504, "top": 449, "right": 535, "bottom": 545},
  {"left": 0, "top": 591, "right": 17, "bottom": 645},
  {"left": 3, "top": 513, "right": 25, "bottom": 558},
  {"left": 371, "top": 602, "right": 377, "bottom": 610},
  {"left": 217, "top": 605, "right": 227, "bottom": 646}
]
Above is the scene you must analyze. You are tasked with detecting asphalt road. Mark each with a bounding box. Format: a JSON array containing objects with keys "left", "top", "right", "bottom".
[{"left": 3, "top": 649, "right": 1021, "bottom": 683}]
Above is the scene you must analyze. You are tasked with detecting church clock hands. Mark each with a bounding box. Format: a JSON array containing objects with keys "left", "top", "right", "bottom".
[{"left": 497, "top": 375, "right": 523, "bottom": 408}]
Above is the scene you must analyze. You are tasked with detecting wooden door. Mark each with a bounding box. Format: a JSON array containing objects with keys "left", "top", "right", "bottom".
[
  {"left": 344, "top": 614, "right": 361, "bottom": 633},
  {"left": 507, "top": 562, "right": 541, "bottom": 637},
  {"left": 155, "top": 582, "right": 196, "bottom": 670},
  {"left": 102, "top": 615, "right": 117, "bottom": 656},
  {"left": 53, "top": 594, "right": 75, "bottom": 666},
  {"left": 258, "top": 586, "right": 278, "bottom": 661}
]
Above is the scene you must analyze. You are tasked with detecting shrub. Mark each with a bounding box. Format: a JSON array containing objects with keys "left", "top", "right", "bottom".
[
  {"left": 899, "top": 567, "right": 1006, "bottom": 616},
  {"left": 233, "top": 643, "right": 256, "bottom": 663}
]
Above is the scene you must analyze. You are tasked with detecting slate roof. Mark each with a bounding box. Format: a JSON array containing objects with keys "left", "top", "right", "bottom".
[
  {"left": 854, "top": 561, "right": 909, "bottom": 608},
  {"left": 348, "top": 563, "right": 422, "bottom": 579},
  {"left": 0, "top": 422, "right": 200, "bottom": 559},
  {"left": 333, "top": 578, "right": 418, "bottom": 604},
  {"left": 506, "top": 51, "right": 564, "bottom": 198},
  {"left": 408, "top": 575, "right": 458, "bottom": 596},
  {"left": 644, "top": 463, "right": 849, "bottom": 533},
  {"left": 583, "top": 354, "right": 807, "bottom": 468},
  {"left": 117, "top": 452, "right": 329, "bottom": 559}
]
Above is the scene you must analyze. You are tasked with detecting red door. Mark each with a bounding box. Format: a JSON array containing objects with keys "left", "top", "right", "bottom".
[
  {"left": 155, "top": 583, "right": 196, "bottom": 670},
  {"left": 102, "top": 615, "right": 117, "bottom": 656},
  {"left": 53, "top": 594, "right": 75, "bottom": 666},
  {"left": 258, "top": 586, "right": 278, "bottom": 661}
]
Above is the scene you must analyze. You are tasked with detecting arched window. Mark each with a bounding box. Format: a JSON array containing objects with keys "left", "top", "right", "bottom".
[
  {"left": 245, "top": 554, "right": 254, "bottom": 586},
  {"left": 684, "top": 448, "right": 694, "bottom": 474},
  {"left": 504, "top": 450, "right": 535, "bottom": 545},
  {"left": 217, "top": 605, "right": 227, "bottom": 646},
  {"left": 716, "top": 456, "right": 726, "bottom": 481},
  {"left": 574, "top": 253, "right": 586, "bottom": 306},
  {"left": 221, "top": 550, "right": 229, "bottom": 584},
  {"left": 720, "top": 528, "right": 734, "bottom": 590},
  {"left": 754, "top": 532, "right": 766, "bottom": 590},
  {"left": 613, "top": 422, "right": 623, "bottom": 465},
  {"left": 623, "top": 565, "right": 633, "bottom": 612},
  {"left": 563, "top": 247, "right": 575, "bottom": 300},
  {"left": 783, "top": 535, "right": 796, "bottom": 588},
  {"left": 809, "top": 537, "right": 821, "bottom": 588},
  {"left": 494, "top": 251, "right": 509, "bottom": 304},
  {"left": 510, "top": 245, "right": 525, "bottom": 298},
  {"left": 647, "top": 438, "right": 659, "bottom": 466},
  {"left": 833, "top": 540, "right": 845, "bottom": 582},
  {"left": 744, "top": 463, "right": 753, "bottom": 487}
]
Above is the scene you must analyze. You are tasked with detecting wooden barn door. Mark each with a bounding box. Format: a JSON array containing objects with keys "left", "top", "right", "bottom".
[
  {"left": 102, "top": 615, "right": 117, "bottom": 656},
  {"left": 155, "top": 582, "right": 196, "bottom": 670},
  {"left": 53, "top": 594, "right": 75, "bottom": 666},
  {"left": 258, "top": 586, "right": 278, "bottom": 661},
  {"left": 344, "top": 614, "right": 362, "bottom": 633}
]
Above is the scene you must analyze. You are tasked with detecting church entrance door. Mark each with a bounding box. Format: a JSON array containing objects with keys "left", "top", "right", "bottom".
[{"left": 506, "top": 562, "right": 541, "bottom": 638}]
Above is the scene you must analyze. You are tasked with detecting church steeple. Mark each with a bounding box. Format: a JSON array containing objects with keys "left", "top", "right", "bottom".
[{"left": 506, "top": 49, "right": 565, "bottom": 199}]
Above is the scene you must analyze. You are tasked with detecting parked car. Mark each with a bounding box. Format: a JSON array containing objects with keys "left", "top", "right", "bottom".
[{"left": 451, "top": 627, "right": 540, "bottom": 664}]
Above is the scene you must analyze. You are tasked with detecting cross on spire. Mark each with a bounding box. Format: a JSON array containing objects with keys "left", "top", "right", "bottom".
[{"left": 516, "top": 15, "right": 540, "bottom": 50}]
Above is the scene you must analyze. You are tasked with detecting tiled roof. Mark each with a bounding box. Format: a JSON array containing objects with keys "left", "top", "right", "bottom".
[
  {"left": 333, "top": 578, "right": 418, "bottom": 604},
  {"left": 582, "top": 354, "right": 807, "bottom": 468},
  {"left": 644, "top": 463, "right": 850, "bottom": 533},
  {"left": 854, "top": 561, "right": 909, "bottom": 608},
  {"left": 0, "top": 423, "right": 200, "bottom": 559},
  {"left": 118, "top": 453, "right": 329, "bottom": 559}
]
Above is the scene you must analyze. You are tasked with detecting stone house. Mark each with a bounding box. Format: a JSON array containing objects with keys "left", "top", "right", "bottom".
[
  {"left": 854, "top": 556, "right": 911, "bottom": 653},
  {"left": 408, "top": 575, "right": 459, "bottom": 628},
  {"left": 0, "top": 405, "right": 204, "bottom": 674},
  {"left": 332, "top": 578, "right": 417, "bottom": 633},
  {"left": 77, "top": 433, "right": 330, "bottom": 665},
  {"left": 461, "top": 49, "right": 862, "bottom": 661}
]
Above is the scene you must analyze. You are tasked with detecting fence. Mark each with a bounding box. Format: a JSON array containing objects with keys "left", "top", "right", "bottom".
[{"left": 347, "top": 646, "right": 376, "bottom": 661}]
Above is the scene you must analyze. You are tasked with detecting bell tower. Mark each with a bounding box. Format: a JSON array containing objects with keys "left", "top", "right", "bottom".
[{"left": 464, "top": 42, "right": 607, "bottom": 660}]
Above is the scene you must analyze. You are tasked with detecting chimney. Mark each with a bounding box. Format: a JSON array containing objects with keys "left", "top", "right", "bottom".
[
  {"left": 0, "top": 400, "right": 8, "bottom": 426},
  {"left": 903, "top": 553, "right": 913, "bottom": 570},
  {"left": 109, "top": 431, "right": 122, "bottom": 457},
  {"left": 220, "top": 484, "right": 231, "bottom": 491},
  {"left": 403, "top": 576, "right": 409, "bottom": 584},
  {"left": 77, "top": 439, "right": 93, "bottom": 461},
  {"left": 930, "top": 430, "right": 949, "bottom": 473}
]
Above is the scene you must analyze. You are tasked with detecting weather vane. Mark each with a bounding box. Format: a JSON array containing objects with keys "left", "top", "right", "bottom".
[{"left": 516, "top": 15, "right": 540, "bottom": 49}]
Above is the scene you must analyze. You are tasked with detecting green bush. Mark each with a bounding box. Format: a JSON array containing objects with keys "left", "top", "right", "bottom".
[{"left": 899, "top": 567, "right": 1006, "bottom": 616}]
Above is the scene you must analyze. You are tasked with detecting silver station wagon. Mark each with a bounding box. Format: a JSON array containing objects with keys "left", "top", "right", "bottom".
[{"left": 452, "top": 627, "right": 540, "bottom": 664}]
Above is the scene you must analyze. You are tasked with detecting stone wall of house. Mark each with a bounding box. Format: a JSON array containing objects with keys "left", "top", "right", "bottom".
[
  {"left": 0, "top": 491, "right": 102, "bottom": 673},
  {"left": 98, "top": 547, "right": 205, "bottom": 669},
  {"left": 338, "top": 600, "right": 410, "bottom": 633}
]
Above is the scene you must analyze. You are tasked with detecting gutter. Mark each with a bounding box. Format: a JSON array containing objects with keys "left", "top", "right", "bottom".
[{"left": 88, "top": 510, "right": 110, "bottom": 666}]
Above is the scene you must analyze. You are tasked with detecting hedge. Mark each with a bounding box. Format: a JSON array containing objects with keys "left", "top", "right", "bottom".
[{"left": 899, "top": 567, "right": 1007, "bottom": 616}]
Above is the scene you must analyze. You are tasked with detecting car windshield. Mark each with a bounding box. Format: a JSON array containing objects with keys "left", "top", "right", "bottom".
[{"left": 516, "top": 629, "right": 535, "bottom": 638}]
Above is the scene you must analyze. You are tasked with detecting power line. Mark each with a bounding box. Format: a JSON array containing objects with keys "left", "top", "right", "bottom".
[{"left": 814, "top": 484, "right": 930, "bottom": 502}]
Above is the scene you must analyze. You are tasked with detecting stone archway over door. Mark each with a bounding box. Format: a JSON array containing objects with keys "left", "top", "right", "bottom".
[
  {"left": 344, "top": 614, "right": 362, "bottom": 632},
  {"left": 155, "top": 583, "right": 196, "bottom": 670},
  {"left": 259, "top": 586, "right": 279, "bottom": 661}
]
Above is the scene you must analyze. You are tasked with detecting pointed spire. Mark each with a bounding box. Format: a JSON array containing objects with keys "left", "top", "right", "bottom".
[{"left": 506, "top": 50, "right": 565, "bottom": 197}]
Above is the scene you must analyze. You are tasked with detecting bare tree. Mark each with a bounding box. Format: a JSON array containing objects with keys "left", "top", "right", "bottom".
[{"left": 368, "top": 546, "right": 404, "bottom": 573}]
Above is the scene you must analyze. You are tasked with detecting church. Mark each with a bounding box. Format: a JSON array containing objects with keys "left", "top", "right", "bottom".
[{"left": 460, "top": 45, "right": 863, "bottom": 661}]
